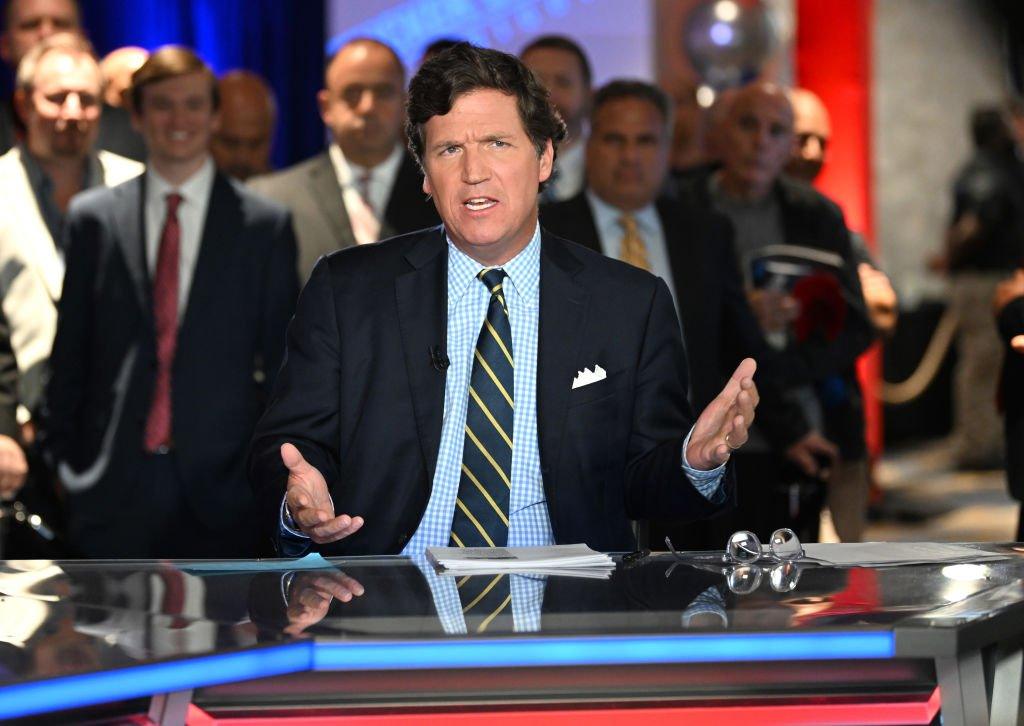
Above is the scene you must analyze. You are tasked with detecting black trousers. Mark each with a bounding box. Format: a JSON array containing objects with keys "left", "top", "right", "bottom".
[{"left": 69, "top": 452, "right": 260, "bottom": 560}]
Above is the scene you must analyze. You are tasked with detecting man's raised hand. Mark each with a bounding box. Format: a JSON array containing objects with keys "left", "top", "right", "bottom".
[
  {"left": 685, "top": 358, "right": 759, "bottom": 470},
  {"left": 282, "top": 443, "right": 364, "bottom": 544}
]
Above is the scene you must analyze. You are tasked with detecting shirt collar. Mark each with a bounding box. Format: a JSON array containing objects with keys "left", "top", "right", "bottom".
[
  {"left": 146, "top": 156, "right": 216, "bottom": 208},
  {"left": 585, "top": 188, "right": 659, "bottom": 235},
  {"left": 446, "top": 223, "right": 542, "bottom": 310},
  {"left": 18, "top": 144, "right": 98, "bottom": 194},
  {"left": 708, "top": 170, "right": 778, "bottom": 212},
  {"left": 329, "top": 142, "right": 404, "bottom": 187}
]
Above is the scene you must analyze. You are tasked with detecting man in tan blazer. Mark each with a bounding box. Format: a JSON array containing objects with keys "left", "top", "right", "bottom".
[{"left": 0, "top": 33, "right": 141, "bottom": 425}]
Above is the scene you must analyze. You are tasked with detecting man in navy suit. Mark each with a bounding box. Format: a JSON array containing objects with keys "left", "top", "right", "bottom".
[
  {"left": 42, "top": 46, "right": 298, "bottom": 558},
  {"left": 250, "top": 44, "right": 759, "bottom": 558}
]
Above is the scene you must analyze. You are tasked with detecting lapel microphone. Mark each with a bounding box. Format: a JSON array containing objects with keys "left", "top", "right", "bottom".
[{"left": 430, "top": 346, "right": 449, "bottom": 372}]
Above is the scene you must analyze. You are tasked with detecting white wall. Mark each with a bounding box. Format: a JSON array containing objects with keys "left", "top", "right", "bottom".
[
  {"left": 874, "top": 0, "right": 1006, "bottom": 305},
  {"left": 327, "top": 0, "right": 653, "bottom": 83}
]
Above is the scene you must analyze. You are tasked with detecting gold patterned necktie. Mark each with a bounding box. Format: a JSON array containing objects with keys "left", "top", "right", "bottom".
[{"left": 618, "top": 213, "right": 651, "bottom": 272}]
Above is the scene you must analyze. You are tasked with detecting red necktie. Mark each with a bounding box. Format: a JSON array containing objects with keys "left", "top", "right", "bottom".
[
  {"left": 160, "top": 568, "right": 188, "bottom": 629},
  {"left": 144, "top": 192, "right": 182, "bottom": 453}
]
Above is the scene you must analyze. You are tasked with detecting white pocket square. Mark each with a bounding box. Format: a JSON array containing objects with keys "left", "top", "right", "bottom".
[{"left": 571, "top": 364, "right": 607, "bottom": 390}]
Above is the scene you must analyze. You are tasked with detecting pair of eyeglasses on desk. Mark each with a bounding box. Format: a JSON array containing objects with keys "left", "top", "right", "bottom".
[{"left": 664, "top": 528, "right": 805, "bottom": 595}]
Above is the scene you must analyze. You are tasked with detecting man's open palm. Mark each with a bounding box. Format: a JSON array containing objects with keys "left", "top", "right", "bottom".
[
  {"left": 685, "top": 358, "right": 759, "bottom": 470},
  {"left": 282, "top": 443, "right": 364, "bottom": 544}
]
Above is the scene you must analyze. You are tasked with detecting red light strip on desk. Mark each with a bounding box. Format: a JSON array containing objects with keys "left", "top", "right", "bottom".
[{"left": 185, "top": 685, "right": 942, "bottom": 725}]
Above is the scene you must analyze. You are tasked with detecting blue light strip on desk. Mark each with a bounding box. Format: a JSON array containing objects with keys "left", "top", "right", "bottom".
[
  {"left": 312, "top": 632, "right": 896, "bottom": 670},
  {"left": 0, "top": 632, "right": 895, "bottom": 720},
  {"left": 0, "top": 642, "right": 311, "bottom": 720}
]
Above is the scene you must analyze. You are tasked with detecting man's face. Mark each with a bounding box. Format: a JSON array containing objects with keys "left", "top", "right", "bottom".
[
  {"left": 521, "top": 47, "right": 588, "bottom": 135},
  {"left": 132, "top": 72, "right": 219, "bottom": 169},
  {"left": 0, "top": 0, "right": 78, "bottom": 67},
  {"left": 586, "top": 96, "right": 670, "bottom": 212},
  {"left": 19, "top": 49, "right": 101, "bottom": 162},
  {"left": 319, "top": 42, "right": 404, "bottom": 166},
  {"left": 421, "top": 88, "right": 553, "bottom": 265},
  {"left": 211, "top": 101, "right": 273, "bottom": 180},
  {"left": 719, "top": 88, "right": 794, "bottom": 196},
  {"left": 786, "top": 91, "right": 831, "bottom": 183}
]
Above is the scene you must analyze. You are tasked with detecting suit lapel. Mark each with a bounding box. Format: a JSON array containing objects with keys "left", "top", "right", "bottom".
[
  {"left": 112, "top": 175, "right": 151, "bottom": 318},
  {"left": 178, "top": 173, "right": 238, "bottom": 347},
  {"left": 567, "top": 193, "right": 602, "bottom": 253},
  {"left": 308, "top": 152, "right": 355, "bottom": 251},
  {"left": 395, "top": 229, "right": 448, "bottom": 480},
  {"left": 381, "top": 153, "right": 422, "bottom": 239},
  {"left": 656, "top": 197, "right": 698, "bottom": 319},
  {"left": 536, "top": 233, "right": 588, "bottom": 520},
  {"left": 4, "top": 149, "right": 64, "bottom": 302}
]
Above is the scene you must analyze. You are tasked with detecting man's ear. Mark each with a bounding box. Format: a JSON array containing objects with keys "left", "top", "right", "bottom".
[
  {"left": 422, "top": 170, "right": 433, "bottom": 199},
  {"left": 129, "top": 102, "right": 144, "bottom": 134},
  {"left": 538, "top": 138, "right": 554, "bottom": 183},
  {"left": 316, "top": 89, "right": 330, "bottom": 124}
]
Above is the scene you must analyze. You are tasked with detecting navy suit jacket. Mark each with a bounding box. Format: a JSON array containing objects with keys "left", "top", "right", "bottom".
[
  {"left": 249, "top": 227, "right": 734, "bottom": 556},
  {"left": 540, "top": 192, "right": 810, "bottom": 450},
  {"left": 42, "top": 171, "right": 298, "bottom": 541}
]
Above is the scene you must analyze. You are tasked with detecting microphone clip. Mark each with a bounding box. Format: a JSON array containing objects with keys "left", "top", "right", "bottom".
[{"left": 430, "top": 346, "right": 449, "bottom": 372}]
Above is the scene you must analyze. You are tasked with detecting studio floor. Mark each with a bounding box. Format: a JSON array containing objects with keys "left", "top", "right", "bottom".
[{"left": 820, "top": 442, "right": 1018, "bottom": 543}]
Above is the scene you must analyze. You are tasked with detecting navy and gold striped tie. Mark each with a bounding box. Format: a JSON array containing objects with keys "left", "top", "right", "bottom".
[
  {"left": 458, "top": 573, "right": 512, "bottom": 633},
  {"left": 450, "top": 268, "right": 514, "bottom": 549}
]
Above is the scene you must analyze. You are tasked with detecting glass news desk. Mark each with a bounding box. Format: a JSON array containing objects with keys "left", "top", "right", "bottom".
[{"left": 2, "top": 545, "right": 1024, "bottom": 725}]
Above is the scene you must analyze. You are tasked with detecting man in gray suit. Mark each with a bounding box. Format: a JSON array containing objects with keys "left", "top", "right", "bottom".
[{"left": 249, "top": 38, "right": 439, "bottom": 280}]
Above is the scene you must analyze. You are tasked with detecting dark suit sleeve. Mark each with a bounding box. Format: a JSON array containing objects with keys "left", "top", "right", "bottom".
[
  {"left": 249, "top": 258, "right": 341, "bottom": 542},
  {"left": 714, "top": 218, "right": 810, "bottom": 449},
  {"left": 623, "top": 279, "right": 733, "bottom": 520},
  {"left": 259, "top": 211, "right": 300, "bottom": 391},
  {"left": 39, "top": 203, "right": 97, "bottom": 468},
  {"left": 0, "top": 307, "right": 20, "bottom": 439}
]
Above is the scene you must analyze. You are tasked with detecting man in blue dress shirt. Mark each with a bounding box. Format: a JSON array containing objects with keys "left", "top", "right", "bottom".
[{"left": 248, "top": 44, "right": 759, "bottom": 563}]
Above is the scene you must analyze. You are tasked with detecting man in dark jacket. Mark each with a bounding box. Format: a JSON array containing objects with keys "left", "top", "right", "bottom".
[{"left": 678, "top": 82, "right": 873, "bottom": 543}]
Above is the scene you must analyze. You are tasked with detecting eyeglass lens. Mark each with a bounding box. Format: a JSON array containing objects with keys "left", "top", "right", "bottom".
[
  {"left": 726, "top": 530, "right": 762, "bottom": 563},
  {"left": 769, "top": 528, "right": 804, "bottom": 560}
]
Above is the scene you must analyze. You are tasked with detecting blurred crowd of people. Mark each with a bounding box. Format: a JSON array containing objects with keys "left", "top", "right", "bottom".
[{"left": 4, "top": 0, "right": 1017, "bottom": 561}]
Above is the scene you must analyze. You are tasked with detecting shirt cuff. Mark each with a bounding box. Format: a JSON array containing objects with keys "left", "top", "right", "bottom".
[
  {"left": 680, "top": 586, "right": 728, "bottom": 627},
  {"left": 279, "top": 495, "right": 312, "bottom": 558},
  {"left": 681, "top": 425, "right": 727, "bottom": 500}
]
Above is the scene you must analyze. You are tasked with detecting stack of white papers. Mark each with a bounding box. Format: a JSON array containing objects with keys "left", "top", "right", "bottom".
[
  {"left": 426, "top": 544, "right": 616, "bottom": 578},
  {"left": 801, "top": 542, "right": 1009, "bottom": 567}
]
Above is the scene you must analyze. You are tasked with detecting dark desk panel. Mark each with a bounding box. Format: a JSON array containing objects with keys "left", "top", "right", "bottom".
[{"left": 0, "top": 546, "right": 1022, "bottom": 724}]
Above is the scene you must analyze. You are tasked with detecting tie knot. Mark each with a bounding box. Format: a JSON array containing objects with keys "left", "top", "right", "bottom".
[
  {"left": 619, "top": 213, "right": 638, "bottom": 234},
  {"left": 478, "top": 268, "right": 507, "bottom": 295},
  {"left": 165, "top": 193, "right": 183, "bottom": 215}
]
